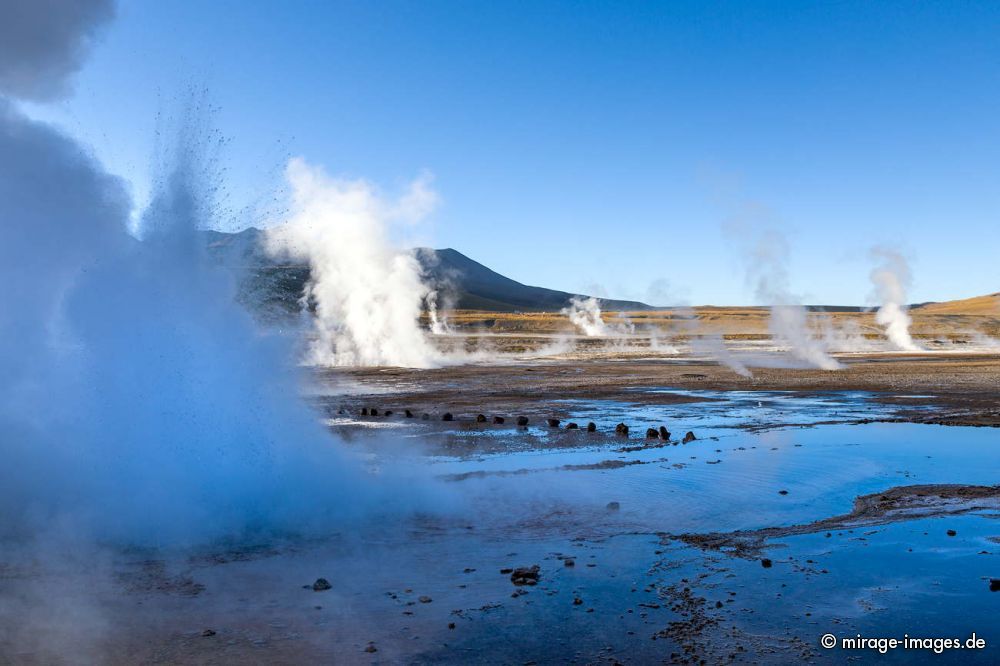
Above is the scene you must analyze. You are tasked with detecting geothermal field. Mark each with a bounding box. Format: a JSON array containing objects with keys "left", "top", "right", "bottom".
[{"left": 3, "top": 1, "right": 1000, "bottom": 665}]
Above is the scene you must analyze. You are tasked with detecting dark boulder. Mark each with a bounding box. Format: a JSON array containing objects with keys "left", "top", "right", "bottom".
[
  {"left": 516, "top": 416, "right": 529, "bottom": 426},
  {"left": 421, "top": 413, "right": 430, "bottom": 420},
  {"left": 312, "top": 578, "right": 332, "bottom": 591},
  {"left": 615, "top": 423, "right": 629, "bottom": 436},
  {"left": 586, "top": 422, "right": 597, "bottom": 432},
  {"left": 990, "top": 578, "right": 1000, "bottom": 592},
  {"left": 405, "top": 409, "right": 414, "bottom": 418},
  {"left": 547, "top": 418, "right": 561, "bottom": 428},
  {"left": 370, "top": 408, "right": 379, "bottom": 416},
  {"left": 606, "top": 501, "right": 620, "bottom": 511},
  {"left": 360, "top": 408, "right": 369, "bottom": 416},
  {"left": 659, "top": 426, "right": 670, "bottom": 440},
  {"left": 442, "top": 412, "right": 454, "bottom": 422},
  {"left": 383, "top": 410, "right": 393, "bottom": 417},
  {"left": 761, "top": 559, "right": 772, "bottom": 568},
  {"left": 682, "top": 431, "right": 697, "bottom": 444},
  {"left": 476, "top": 414, "right": 487, "bottom": 423},
  {"left": 566, "top": 422, "right": 579, "bottom": 429},
  {"left": 510, "top": 565, "right": 540, "bottom": 586},
  {"left": 646, "top": 427, "right": 659, "bottom": 439},
  {"left": 493, "top": 416, "right": 505, "bottom": 424}
]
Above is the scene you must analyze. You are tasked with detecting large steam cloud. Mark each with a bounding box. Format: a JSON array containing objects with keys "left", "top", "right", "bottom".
[
  {"left": 0, "top": 1, "right": 390, "bottom": 546},
  {"left": 0, "top": 0, "right": 115, "bottom": 101}
]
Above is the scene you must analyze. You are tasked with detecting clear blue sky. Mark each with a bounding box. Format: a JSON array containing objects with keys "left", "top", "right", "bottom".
[{"left": 25, "top": 0, "right": 1000, "bottom": 305}]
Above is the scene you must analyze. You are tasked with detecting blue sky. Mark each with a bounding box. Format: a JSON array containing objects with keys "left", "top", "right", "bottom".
[{"left": 24, "top": 0, "right": 1000, "bottom": 305}]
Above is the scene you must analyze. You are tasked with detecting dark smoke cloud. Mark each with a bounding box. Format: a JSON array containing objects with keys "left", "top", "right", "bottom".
[{"left": 0, "top": 0, "right": 115, "bottom": 101}]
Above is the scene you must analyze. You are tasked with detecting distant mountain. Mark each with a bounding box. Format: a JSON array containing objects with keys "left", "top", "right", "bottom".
[
  {"left": 202, "top": 228, "right": 651, "bottom": 313},
  {"left": 414, "top": 247, "right": 649, "bottom": 311}
]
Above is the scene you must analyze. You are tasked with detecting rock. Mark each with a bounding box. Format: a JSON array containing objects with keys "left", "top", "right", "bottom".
[
  {"left": 990, "top": 578, "right": 1000, "bottom": 592},
  {"left": 384, "top": 410, "right": 393, "bottom": 417},
  {"left": 360, "top": 408, "right": 369, "bottom": 416},
  {"left": 646, "top": 427, "right": 659, "bottom": 439},
  {"left": 201, "top": 629, "right": 216, "bottom": 637},
  {"left": 547, "top": 418, "right": 561, "bottom": 427},
  {"left": 606, "top": 501, "right": 620, "bottom": 511},
  {"left": 564, "top": 558, "right": 575, "bottom": 567},
  {"left": 659, "top": 426, "right": 670, "bottom": 440},
  {"left": 418, "top": 595, "right": 432, "bottom": 603},
  {"left": 448, "top": 622, "right": 456, "bottom": 629},
  {"left": 778, "top": 490, "right": 789, "bottom": 495},
  {"left": 476, "top": 414, "right": 487, "bottom": 423},
  {"left": 370, "top": 408, "right": 379, "bottom": 416},
  {"left": 566, "top": 422, "right": 579, "bottom": 429},
  {"left": 615, "top": 423, "right": 629, "bottom": 436},
  {"left": 516, "top": 416, "right": 529, "bottom": 426},
  {"left": 364, "top": 642, "right": 377, "bottom": 653},
  {"left": 421, "top": 413, "right": 430, "bottom": 420},
  {"left": 442, "top": 412, "right": 454, "bottom": 421},
  {"left": 405, "top": 409, "right": 414, "bottom": 418},
  {"left": 312, "top": 578, "right": 332, "bottom": 591},
  {"left": 761, "top": 559, "right": 772, "bottom": 568},
  {"left": 573, "top": 597, "right": 583, "bottom": 605},
  {"left": 587, "top": 422, "right": 597, "bottom": 432},
  {"left": 947, "top": 529, "right": 957, "bottom": 536},
  {"left": 493, "top": 416, "right": 505, "bottom": 424},
  {"left": 682, "top": 431, "right": 697, "bottom": 444},
  {"left": 500, "top": 568, "right": 514, "bottom": 574},
  {"left": 510, "top": 565, "right": 540, "bottom": 586}
]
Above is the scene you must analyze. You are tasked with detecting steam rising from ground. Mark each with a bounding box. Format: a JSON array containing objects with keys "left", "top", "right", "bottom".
[
  {"left": 562, "top": 296, "right": 635, "bottom": 337},
  {"left": 265, "top": 159, "right": 446, "bottom": 368},
  {"left": 728, "top": 221, "right": 841, "bottom": 370},
  {"left": 870, "top": 248, "right": 921, "bottom": 351}
]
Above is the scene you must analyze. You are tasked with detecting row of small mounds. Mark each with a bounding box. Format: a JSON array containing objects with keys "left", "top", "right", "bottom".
[{"left": 353, "top": 407, "right": 697, "bottom": 440}]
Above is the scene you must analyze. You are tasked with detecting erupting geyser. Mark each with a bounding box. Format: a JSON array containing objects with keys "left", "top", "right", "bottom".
[
  {"left": 265, "top": 159, "right": 445, "bottom": 368},
  {"left": 870, "top": 247, "right": 921, "bottom": 351}
]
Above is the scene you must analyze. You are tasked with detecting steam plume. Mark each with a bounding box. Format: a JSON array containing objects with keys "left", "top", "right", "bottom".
[
  {"left": 562, "top": 296, "right": 634, "bottom": 337},
  {"left": 869, "top": 247, "right": 921, "bottom": 351},
  {"left": 265, "top": 159, "right": 444, "bottom": 368}
]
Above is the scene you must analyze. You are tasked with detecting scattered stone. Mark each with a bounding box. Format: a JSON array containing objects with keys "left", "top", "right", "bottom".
[
  {"left": 516, "top": 416, "right": 529, "bottom": 426},
  {"left": 405, "top": 409, "right": 413, "bottom": 418},
  {"left": 615, "top": 423, "right": 629, "bottom": 436},
  {"left": 383, "top": 410, "right": 393, "bottom": 417},
  {"left": 990, "top": 578, "right": 1000, "bottom": 592},
  {"left": 364, "top": 642, "right": 377, "bottom": 653},
  {"left": 606, "top": 501, "right": 621, "bottom": 511},
  {"left": 476, "top": 414, "right": 487, "bottom": 423},
  {"left": 682, "top": 431, "right": 697, "bottom": 444},
  {"left": 493, "top": 416, "right": 505, "bottom": 424},
  {"left": 947, "top": 529, "right": 957, "bottom": 536},
  {"left": 564, "top": 558, "right": 575, "bottom": 567},
  {"left": 547, "top": 418, "right": 561, "bottom": 427},
  {"left": 370, "top": 408, "right": 379, "bottom": 416},
  {"left": 360, "top": 408, "right": 369, "bottom": 416},
  {"left": 510, "top": 565, "right": 541, "bottom": 586},
  {"left": 586, "top": 422, "right": 597, "bottom": 432},
  {"left": 778, "top": 490, "right": 789, "bottom": 495},
  {"left": 418, "top": 595, "right": 432, "bottom": 603},
  {"left": 659, "top": 426, "right": 670, "bottom": 440},
  {"left": 715, "top": 601, "right": 723, "bottom": 608},
  {"left": 448, "top": 622, "right": 456, "bottom": 629},
  {"left": 566, "top": 422, "right": 579, "bottom": 429},
  {"left": 442, "top": 412, "right": 454, "bottom": 421},
  {"left": 312, "top": 578, "right": 332, "bottom": 591},
  {"left": 500, "top": 568, "right": 514, "bottom": 574},
  {"left": 573, "top": 597, "right": 583, "bottom": 605},
  {"left": 646, "top": 427, "right": 659, "bottom": 439},
  {"left": 201, "top": 629, "right": 216, "bottom": 637},
  {"left": 761, "top": 559, "right": 772, "bottom": 568}
]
